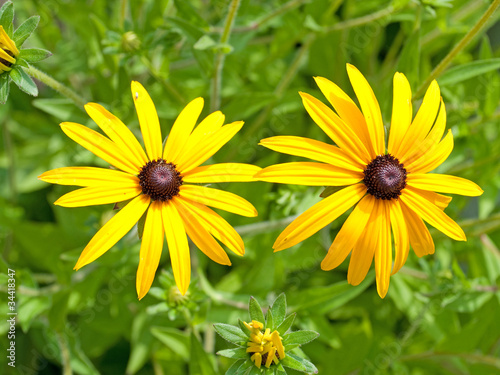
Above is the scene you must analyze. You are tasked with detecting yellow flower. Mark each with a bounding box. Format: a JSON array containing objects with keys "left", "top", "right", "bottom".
[
  {"left": 244, "top": 320, "right": 285, "bottom": 369},
  {"left": 256, "top": 64, "right": 483, "bottom": 298},
  {"left": 0, "top": 25, "right": 19, "bottom": 73},
  {"left": 40, "top": 81, "right": 260, "bottom": 299}
]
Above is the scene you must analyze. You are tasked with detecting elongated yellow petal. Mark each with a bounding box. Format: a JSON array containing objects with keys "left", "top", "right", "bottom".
[
  {"left": 255, "top": 162, "right": 363, "bottom": 186},
  {"left": 164, "top": 97, "right": 204, "bottom": 163},
  {"left": 401, "top": 186, "right": 466, "bottom": 241},
  {"left": 398, "top": 80, "right": 440, "bottom": 156},
  {"left": 314, "top": 76, "right": 374, "bottom": 158},
  {"left": 274, "top": 184, "right": 366, "bottom": 251},
  {"left": 176, "top": 121, "right": 244, "bottom": 173},
  {"left": 186, "top": 111, "right": 225, "bottom": 147},
  {"left": 162, "top": 200, "right": 190, "bottom": 295},
  {"left": 175, "top": 199, "right": 231, "bottom": 265},
  {"left": 182, "top": 163, "right": 261, "bottom": 183},
  {"left": 136, "top": 201, "right": 164, "bottom": 300},
  {"left": 85, "top": 103, "right": 148, "bottom": 168},
  {"left": 39, "top": 167, "right": 139, "bottom": 187},
  {"left": 0, "top": 61, "right": 12, "bottom": 71},
  {"left": 374, "top": 201, "right": 392, "bottom": 298},
  {"left": 0, "top": 26, "right": 19, "bottom": 56},
  {"left": 74, "top": 194, "right": 150, "bottom": 270},
  {"left": 400, "top": 99, "right": 446, "bottom": 164},
  {"left": 0, "top": 48, "right": 15, "bottom": 63},
  {"left": 406, "top": 130, "right": 454, "bottom": 174},
  {"left": 61, "top": 122, "right": 140, "bottom": 174},
  {"left": 346, "top": 64, "right": 385, "bottom": 156},
  {"left": 180, "top": 185, "right": 257, "bottom": 217},
  {"left": 321, "top": 194, "right": 375, "bottom": 270},
  {"left": 175, "top": 196, "right": 244, "bottom": 256},
  {"left": 407, "top": 173, "right": 483, "bottom": 196},
  {"left": 408, "top": 187, "right": 452, "bottom": 210},
  {"left": 389, "top": 199, "right": 409, "bottom": 275},
  {"left": 55, "top": 185, "right": 142, "bottom": 207},
  {"left": 400, "top": 202, "right": 435, "bottom": 257},
  {"left": 131, "top": 81, "right": 163, "bottom": 160},
  {"left": 388, "top": 72, "right": 412, "bottom": 156},
  {"left": 299, "top": 92, "right": 370, "bottom": 166},
  {"left": 259, "top": 136, "right": 363, "bottom": 172}
]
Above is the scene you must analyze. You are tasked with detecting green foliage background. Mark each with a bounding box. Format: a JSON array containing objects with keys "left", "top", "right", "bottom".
[{"left": 1, "top": 0, "right": 500, "bottom": 374}]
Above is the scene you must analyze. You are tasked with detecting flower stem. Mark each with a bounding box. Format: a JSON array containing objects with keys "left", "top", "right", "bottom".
[
  {"left": 210, "top": 0, "right": 241, "bottom": 112},
  {"left": 56, "top": 332, "right": 73, "bottom": 375},
  {"left": 25, "top": 66, "right": 87, "bottom": 108},
  {"left": 325, "top": 4, "right": 395, "bottom": 32},
  {"left": 414, "top": 0, "right": 500, "bottom": 98}
]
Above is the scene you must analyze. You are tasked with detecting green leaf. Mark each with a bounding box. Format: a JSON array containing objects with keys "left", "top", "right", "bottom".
[
  {"left": 15, "top": 58, "right": 29, "bottom": 68},
  {"left": 48, "top": 291, "right": 70, "bottom": 332},
  {"left": 13, "top": 15, "right": 40, "bottom": 47},
  {"left": 438, "top": 59, "right": 500, "bottom": 86},
  {"left": 217, "top": 348, "right": 248, "bottom": 359},
  {"left": 194, "top": 35, "right": 217, "bottom": 50},
  {"left": 281, "top": 353, "right": 318, "bottom": 373},
  {"left": 270, "top": 293, "right": 287, "bottom": 328},
  {"left": 265, "top": 308, "right": 274, "bottom": 331},
  {"left": 239, "top": 319, "right": 251, "bottom": 334},
  {"left": 214, "top": 323, "right": 248, "bottom": 345},
  {"left": 150, "top": 326, "right": 189, "bottom": 360},
  {"left": 0, "top": 1, "right": 14, "bottom": 36},
  {"left": 283, "top": 330, "right": 319, "bottom": 346},
  {"left": 235, "top": 360, "right": 253, "bottom": 374},
  {"left": 10, "top": 66, "right": 37, "bottom": 96},
  {"left": 249, "top": 297, "right": 265, "bottom": 323},
  {"left": 0, "top": 74, "right": 10, "bottom": 104},
  {"left": 19, "top": 48, "right": 52, "bottom": 63},
  {"left": 226, "top": 360, "right": 245, "bottom": 375},
  {"left": 277, "top": 313, "right": 296, "bottom": 336},
  {"left": 190, "top": 332, "right": 217, "bottom": 375},
  {"left": 397, "top": 27, "right": 421, "bottom": 90}
]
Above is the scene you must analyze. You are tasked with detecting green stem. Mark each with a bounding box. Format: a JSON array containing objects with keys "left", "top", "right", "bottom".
[
  {"left": 210, "top": 0, "right": 241, "bottom": 112},
  {"left": 325, "top": 5, "right": 395, "bottom": 32},
  {"left": 414, "top": 0, "right": 500, "bottom": 98},
  {"left": 235, "top": 214, "right": 299, "bottom": 236},
  {"left": 56, "top": 332, "right": 73, "bottom": 375},
  {"left": 25, "top": 66, "right": 87, "bottom": 108}
]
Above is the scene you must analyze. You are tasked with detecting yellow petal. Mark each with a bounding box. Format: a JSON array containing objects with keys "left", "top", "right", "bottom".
[
  {"left": 374, "top": 201, "right": 392, "bottom": 298},
  {"left": 164, "top": 97, "right": 204, "bottom": 163},
  {"left": 0, "top": 48, "right": 15, "bottom": 64},
  {"left": 299, "top": 92, "right": 370, "bottom": 166},
  {"left": 0, "top": 61, "right": 12, "bottom": 71},
  {"left": 400, "top": 186, "right": 466, "bottom": 241},
  {"left": 186, "top": 111, "right": 225, "bottom": 147},
  {"left": 274, "top": 184, "right": 366, "bottom": 251},
  {"left": 271, "top": 331, "right": 285, "bottom": 359},
  {"left": 136, "top": 201, "right": 164, "bottom": 300},
  {"left": 405, "top": 129, "right": 454, "bottom": 174},
  {"left": 407, "top": 173, "right": 483, "bottom": 196},
  {"left": 314, "top": 76, "right": 374, "bottom": 158},
  {"left": 265, "top": 347, "right": 276, "bottom": 368},
  {"left": 74, "top": 194, "right": 150, "bottom": 270},
  {"left": 182, "top": 163, "right": 262, "bottom": 183},
  {"left": 410, "top": 188, "right": 452, "bottom": 210},
  {"left": 61, "top": 122, "right": 140, "bottom": 174},
  {"left": 55, "top": 185, "right": 142, "bottom": 207},
  {"left": 346, "top": 64, "right": 385, "bottom": 156},
  {"left": 0, "top": 26, "right": 19, "bottom": 56},
  {"left": 389, "top": 199, "right": 409, "bottom": 275},
  {"left": 401, "top": 80, "right": 440, "bottom": 152},
  {"left": 85, "top": 102, "right": 148, "bottom": 168},
  {"left": 321, "top": 194, "right": 375, "bottom": 270},
  {"left": 162, "top": 200, "right": 190, "bottom": 295},
  {"left": 174, "top": 199, "right": 231, "bottom": 265},
  {"left": 175, "top": 196, "right": 244, "bottom": 256},
  {"left": 176, "top": 121, "right": 244, "bottom": 173},
  {"left": 400, "top": 201, "right": 435, "bottom": 257},
  {"left": 255, "top": 162, "right": 363, "bottom": 186},
  {"left": 388, "top": 72, "right": 412, "bottom": 156},
  {"left": 131, "top": 81, "right": 163, "bottom": 160},
  {"left": 259, "top": 136, "right": 362, "bottom": 172},
  {"left": 39, "top": 167, "right": 139, "bottom": 187},
  {"left": 180, "top": 185, "right": 257, "bottom": 217}
]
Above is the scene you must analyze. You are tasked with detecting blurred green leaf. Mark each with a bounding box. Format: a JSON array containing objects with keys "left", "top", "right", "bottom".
[
  {"left": 189, "top": 331, "right": 217, "bottom": 375},
  {"left": 151, "top": 326, "right": 190, "bottom": 360},
  {"left": 438, "top": 59, "right": 500, "bottom": 86}
]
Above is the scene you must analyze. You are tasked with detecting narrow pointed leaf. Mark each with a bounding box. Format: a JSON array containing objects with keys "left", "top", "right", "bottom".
[
  {"left": 277, "top": 313, "right": 296, "bottom": 336},
  {"left": 13, "top": 15, "right": 40, "bottom": 46},
  {"left": 217, "top": 348, "right": 248, "bottom": 359},
  {"left": 213, "top": 324, "right": 247, "bottom": 345},
  {"left": 270, "top": 293, "right": 287, "bottom": 327},
  {"left": 249, "top": 296, "right": 265, "bottom": 323},
  {"left": 282, "top": 330, "right": 319, "bottom": 346},
  {"left": 10, "top": 66, "right": 37, "bottom": 96},
  {"left": 19, "top": 48, "right": 52, "bottom": 63}
]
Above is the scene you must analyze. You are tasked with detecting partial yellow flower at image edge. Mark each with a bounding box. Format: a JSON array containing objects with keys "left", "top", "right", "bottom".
[
  {"left": 256, "top": 63, "right": 483, "bottom": 298},
  {"left": 39, "top": 81, "right": 260, "bottom": 299}
]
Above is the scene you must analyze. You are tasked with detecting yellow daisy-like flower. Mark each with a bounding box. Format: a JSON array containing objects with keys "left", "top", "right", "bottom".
[
  {"left": 256, "top": 64, "right": 483, "bottom": 298},
  {"left": 0, "top": 25, "right": 19, "bottom": 73},
  {"left": 40, "top": 81, "right": 260, "bottom": 299},
  {"left": 244, "top": 320, "right": 285, "bottom": 369}
]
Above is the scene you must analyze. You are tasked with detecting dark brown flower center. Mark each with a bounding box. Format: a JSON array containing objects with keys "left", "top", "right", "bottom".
[
  {"left": 363, "top": 154, "right": 406, "bottom": 200},
  {"left": 138, "top": 159, "right": 182, "bottom": 201},
  {"left": 0, "top": 49, "right": 15, "bottom": 68}
]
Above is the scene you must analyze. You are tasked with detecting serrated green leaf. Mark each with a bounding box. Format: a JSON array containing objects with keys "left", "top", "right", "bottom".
[
  {"left": 217, "top": 348, "right": 248, "bottom": 359},
  {"left": 214, "top": 323, "right": 248, "bottom": 345},
  {"left": 249, "top": 297, "right": 265, "bottom": 323},
  {"left": 10, "top": 66, "right": 37, "bottom": 96},
  {"left": 0, "top": 2, "right": 14, "bottom": 36},
  {"left": 270, "top": 293, "right": 287, "bottom": 328},
  {"left": 283, "top": 330, "right": 319, "bottom": 346},
  {"left": 265, "top": 308, "right": 274, "bottom": 331},
  {"left": 19, "top": 48, "right": 52, "bottom": 63},
  {"left": 438, "top": 59, "right": 500, "bottom": 86},
  {"left": 277, "top": 313, "right": 296, "bottom": 336},
  {"left": 13, "top": 15, "right": 40, "bottom": 47},
  {"left": 0, "top": 74, "right": 10, "bottom": 104}
]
